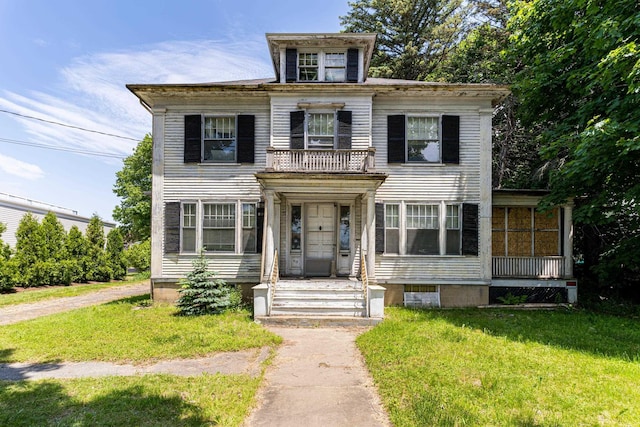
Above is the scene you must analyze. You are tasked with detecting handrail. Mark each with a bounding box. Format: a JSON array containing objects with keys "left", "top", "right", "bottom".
[
  {"left": 268, "top": 249, "right": 279, "bottom": 314},
  {"left": 266, "top": 148, "right": 376, "bottom": 173},
  {"left": 360, "top": 254, "right": 369, "bottom": 318}
]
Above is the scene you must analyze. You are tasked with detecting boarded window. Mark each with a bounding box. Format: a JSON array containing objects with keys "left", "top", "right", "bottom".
[{"left": 493, "top": 207, "right": 560, "bottom": 257}]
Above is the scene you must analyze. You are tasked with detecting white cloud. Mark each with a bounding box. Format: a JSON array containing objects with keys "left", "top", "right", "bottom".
[
  {"left": 0, "top": 153, "right": 45, "bottom": 180},
  {"left": 0, "top": 38, "right": 273, "bottom": 160}
]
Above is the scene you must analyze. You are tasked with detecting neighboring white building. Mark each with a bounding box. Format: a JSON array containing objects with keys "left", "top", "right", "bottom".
[
  {"left": 127, "top": 32, "right": 576, "bottom": 319},
  {"left": 0, "top": 193, "right": 116, "bottom": 248}
]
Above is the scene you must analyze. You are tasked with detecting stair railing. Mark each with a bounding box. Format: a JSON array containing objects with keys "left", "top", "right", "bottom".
[
  {"left": 268, "top": 249, "right": 279, "bottom": 315},
  {"left": 360, "top": 254, "right": 369, "bottom": 318}
]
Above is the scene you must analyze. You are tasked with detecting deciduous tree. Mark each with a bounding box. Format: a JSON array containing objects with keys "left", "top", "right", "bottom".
[{"left": 113, "top": 134, "right": 152, "bottom": 243}]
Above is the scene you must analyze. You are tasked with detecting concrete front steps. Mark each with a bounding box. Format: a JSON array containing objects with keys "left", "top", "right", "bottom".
[{"left": 255, "top": 279, "right": 383, "bottom": 327}]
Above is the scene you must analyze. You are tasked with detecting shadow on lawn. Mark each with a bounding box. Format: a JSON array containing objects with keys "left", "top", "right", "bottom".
[
  {"left": 428, "top": 308, "right": 640, "bottom": 361},
  {"left": 0, "top": 379, "right": 212, "bottom": 426}
]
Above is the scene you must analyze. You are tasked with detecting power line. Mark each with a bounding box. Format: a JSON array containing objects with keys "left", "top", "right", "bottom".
[
  {"left": 0, "top": 137, "right": 126, "bottom": 159},
  {"left": 0, "top": 108, "right": 140, "bottom": 141}
]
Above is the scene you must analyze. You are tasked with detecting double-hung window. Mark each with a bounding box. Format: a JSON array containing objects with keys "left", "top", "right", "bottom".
[
  {"left": 406, "top": 204, "right": 439, "bottom": 255},
  {"left": 202, "top": 203, "right": 236, "bottom": 252},
  {"left": 204, "top": 116, "right": 236, "bottom": 162},
  {"left": 182, "top": 203, "right": 197, "bottom": 252},
  {"left": 385, "top": 204, "right": 400, "bottom": 254},
  {"left": 307, "top": 113, "right": 335, "bottom": 148},
  {"left": 407, "top": 116, "right": 440, "bottom": 162},
  {"left": 446, "top": 205, "right": 461, "bottom": 255},
  {"left": 298, "top": 51, "right": 346, "bottom": 82}
]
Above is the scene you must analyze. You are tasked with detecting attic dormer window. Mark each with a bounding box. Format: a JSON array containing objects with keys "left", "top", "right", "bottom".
[{"left": 298, "top": 50, "right": 346, "bottom": 82}]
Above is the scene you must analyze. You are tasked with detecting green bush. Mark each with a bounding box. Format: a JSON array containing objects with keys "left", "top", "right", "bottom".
[
  {"left": 123, "top": 239, "right": 151, "bottom": 272},
  {"left": 176, "top": 251, "right": 241, "bottom": 316},
  {"left": 106, "top": 229, "right": 127, "bottom": 280}
]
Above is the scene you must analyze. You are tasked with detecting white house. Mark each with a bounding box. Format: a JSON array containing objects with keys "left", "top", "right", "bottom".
[
  {"left": 0, "top": 193, "right": 115, "bottom": 248},
  {"left": 127, "top": 33, "right": 576, "bottom": 321}
]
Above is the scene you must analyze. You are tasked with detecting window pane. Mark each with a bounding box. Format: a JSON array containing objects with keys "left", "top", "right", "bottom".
[
  {"left": 446, "top": 205, "right": 460, "bottom": 229},
  {"left": 242, "top": 203, "right": 255, "bottom": 228},
  {"left": 291, "top": 205, "right": 301, "bottom": 250},
  {"left": 204, "top": 139, "right": 236, "bottom": 161},
  {"left": 385, "top": 204, "right": 399, "bottom": 228},
  {"left": 386, "top": 229, "right": 399, "bottom": 254},
  {"left": 325, "top": 53, "right": 345, "bottom": 67},
  {"left": 340, "top": 206, "right": 350, "bottom": 251},
  {"left": 203, "top": 229, "right": 235, "bottom": 252},
  {"left": 407, "top": 229, "right": 439, "bottom": 255},
  {"left": 182, "top": 229, "right": 196, "bottom": 252},
  {"left": 446, "top": 229, "right": 461, "bottom": 255},
  {"left": 325, "top": 68, "right": 346, "bottom": 82}
]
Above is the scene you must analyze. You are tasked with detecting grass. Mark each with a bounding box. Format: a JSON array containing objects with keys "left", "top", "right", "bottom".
[
  {"left": 0, "top": 274, "right": 149, "bottom": 308},
  {"left": 0, "top": 295, "right": 282, "bottom": 363},
  {"left": 0, "top": 374, "right": 260, "bottom": 426},
  {"left": 358, "top": 307, "right": 640, "bottom": 426}
]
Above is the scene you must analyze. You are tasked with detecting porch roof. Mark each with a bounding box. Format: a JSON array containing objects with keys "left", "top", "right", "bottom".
[{"left": 255, "top": 172, "right": 387, "bottom": 195}]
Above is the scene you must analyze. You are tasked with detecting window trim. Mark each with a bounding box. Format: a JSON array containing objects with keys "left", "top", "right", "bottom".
[
  {"left": 406, "top": 115, "right": 442, "bottom": 163},
  {"left": 202, "top": 115, "right": 237, "bottom": 163}
]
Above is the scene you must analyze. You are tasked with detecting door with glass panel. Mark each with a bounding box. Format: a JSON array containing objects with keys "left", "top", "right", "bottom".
[{"left": 305, "top": 203, "right": 335, "bottom": 276}]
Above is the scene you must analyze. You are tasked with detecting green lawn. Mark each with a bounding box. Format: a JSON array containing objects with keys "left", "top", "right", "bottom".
[
  {"left": 0, "top": 295, "right": 282, "bottom": 363},
  {"left": 0, "top": 276, "right": 149, "bottom": 308},
  {"left": 358, "top": 307, "right": 640, "bottom": 426},
  {"left": 0, "top": 294, "right": 282, "bottom": 426},
  {"left": 0, "top": 374, "right": 260, "bottom": 427}
]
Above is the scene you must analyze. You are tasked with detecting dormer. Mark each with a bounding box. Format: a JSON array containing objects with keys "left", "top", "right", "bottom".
[{"left": 266, "top": 33, "right": 377, "bottom": 84}]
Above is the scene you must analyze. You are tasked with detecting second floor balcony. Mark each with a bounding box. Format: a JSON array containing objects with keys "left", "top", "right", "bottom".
[{"left": 265, "top": 147, "right": 376, "bottom": 173}]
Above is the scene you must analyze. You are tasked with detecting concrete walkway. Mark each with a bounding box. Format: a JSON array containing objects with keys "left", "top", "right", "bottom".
[
  {"left": 0, "top": 347, "right": 271, "bottom": 381},
  {"left": 244, "top": 327, "right": 391, "bottom": 427},
  {"left": 0, "top": 282, "right": 149, "bottom": 325}
]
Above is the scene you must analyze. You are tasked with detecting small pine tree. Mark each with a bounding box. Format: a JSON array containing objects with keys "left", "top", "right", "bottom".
[
  {"left": 176, "top": 251, "right": 241, "bottom": 316},
  {"left": 84, "top": 214, "right": 112, "bottom": 282},
  {"left": 66, "top": 226, "right": 88, "bottom": 282},
  {"left": 106, "top": 228, "right": 127, "bottom": 280}
]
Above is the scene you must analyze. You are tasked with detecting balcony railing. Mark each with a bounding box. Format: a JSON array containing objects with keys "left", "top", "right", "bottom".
[
  {"left": 266, "top": 148, "right": 376, "bottom": 173},
  {"left": 492, "top": 256, "right": 565, "bottom": 279}
]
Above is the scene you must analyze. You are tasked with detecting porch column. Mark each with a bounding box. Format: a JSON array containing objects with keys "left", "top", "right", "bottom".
[
  {"left": 262, "top": 190, "right": 276, "bottom": 282},
  {"left": 563, "top": 204, "right": 574, "bottom": 278},
  {"left": 366, "top": 190, "right": 376, "bottom": 282},
  {"left": 150, "top": 108, "right": 165, "bottom": 292}
]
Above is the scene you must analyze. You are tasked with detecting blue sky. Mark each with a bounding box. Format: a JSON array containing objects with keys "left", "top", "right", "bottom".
[{"left": 0, "top": 0, "right": 351, "bottom": 222}]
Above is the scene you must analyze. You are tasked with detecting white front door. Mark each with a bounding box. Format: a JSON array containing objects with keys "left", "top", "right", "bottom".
[{"left": 305, "top": 203, "right": 335, "bottom": 276}]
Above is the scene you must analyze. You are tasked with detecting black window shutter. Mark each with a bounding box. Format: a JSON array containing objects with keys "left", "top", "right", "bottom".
[
  {"left": 290, "top": 111, "right": 305, "bottom": 149},
  {"left": 346, "top": 48, "right": 359, "bottom": 82},
  {"left": 237, "top": 115, "right": 255, "bottom": 163},
  {"left": 184, "top": 115, "right": 202, "bottom": 163},
  {"left": 387, "top": 115, "right": 406, "bottom": 163},
  {"left": 462, "top": 203, "right": 479, "bottom": 256},
  {"left": 442, "top": 115, "right": 460, "bottom": 164},
  {"left": 286, "top": 48, "right": 297, "bottom": 82},
  {"left": 375, "top": 202, "right": 385, "bottom": 254},
  {"left": 337, "top": 110, "right": 352, "bottom": 149},
  {"left": 165, "top": 202, "right": 181, "bottom": 254},
  {"left": 256, "top": 205, "right": 264, "bottom": 254}
]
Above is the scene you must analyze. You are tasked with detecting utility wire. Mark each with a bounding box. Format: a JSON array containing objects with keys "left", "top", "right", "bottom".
[
  {"left": 0, "top": 108, "right": 139, "bottom": 141},
  {"left": 0, "top": 137, "right": 126, "bottom": 159}
]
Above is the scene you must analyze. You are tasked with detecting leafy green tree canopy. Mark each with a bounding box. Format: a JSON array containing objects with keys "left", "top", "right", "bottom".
[
  {"left": 508, "top": 0, "right": 640, "bottom": 293},
  {"left": 113, "top": 134, "right": 152, "bottom": 243},
  {"left": 341, "top": 0, "right": 474, "bottom": 80}
]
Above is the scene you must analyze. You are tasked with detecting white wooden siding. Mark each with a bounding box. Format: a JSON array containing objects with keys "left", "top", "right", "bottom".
[
  {"left": 371, "top": 96, "right": 490, "bottom": 283},
  {"left": 269, "top": 95, "right": 373, "bottom": 150},
  {"left": 160, "top": 98, "right": 269, "bottom": 280}
]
